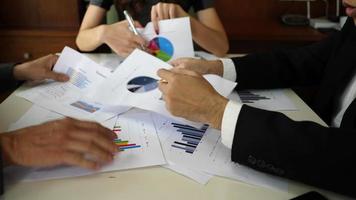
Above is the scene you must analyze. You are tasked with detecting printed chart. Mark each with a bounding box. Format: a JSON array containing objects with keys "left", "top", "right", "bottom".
[
  {"left": 147, "top": 37, "right": 174, "bottom": 62},
  {"left": 127, "top": 76, "right": 158, "bottom": 93}
]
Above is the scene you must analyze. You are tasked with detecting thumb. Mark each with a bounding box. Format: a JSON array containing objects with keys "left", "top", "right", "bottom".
[
  {"left": 45, "top": 71, "right": 70, "bottom": 82},
  {"left": 134, "top": 21, "right": 143, "bottom": 28}
]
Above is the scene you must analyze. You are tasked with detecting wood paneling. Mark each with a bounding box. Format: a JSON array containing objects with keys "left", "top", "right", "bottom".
[{"left": 215, "top": 0, "right": 341, "bottom": 53}]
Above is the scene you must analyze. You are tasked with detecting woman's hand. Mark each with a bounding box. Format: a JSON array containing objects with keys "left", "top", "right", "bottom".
[
  {"left": 0, "top": 118, "right": 118, "bottom": 170},
  {"left": 101, "top": 20, "right": 146, "bottom": 57},
  {"left": 151, "top": 3, "right": 188, "bottom": 34}
]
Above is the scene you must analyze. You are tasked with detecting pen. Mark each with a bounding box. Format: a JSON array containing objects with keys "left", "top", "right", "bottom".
[{"left": 123, "top": 10, "right": 146, "bottom": 50}]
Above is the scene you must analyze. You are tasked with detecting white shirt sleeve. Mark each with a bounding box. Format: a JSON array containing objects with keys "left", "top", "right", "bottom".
[
  {"left": 221, "top": 100, "right": 243, "bottom": 149},
  {"left": 219, "top": 58, "right": 237, "bottom": 82}
]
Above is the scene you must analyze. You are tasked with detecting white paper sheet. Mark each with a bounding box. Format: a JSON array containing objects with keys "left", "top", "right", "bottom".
[
  {"left": 151, "top": 113, "right": 289, "bottom": 192},
  {"left": 6, "top": 109, "right": 166, "bottom": 182},
  {"left": 139, "top": 17, "right": 194, "bottom": 62},
  {"left": 89, "top": 49, "right": 237, "bottom": 125},
  {"left": 237, "top": 89, "right": 298, "bottom": 111},
  {"left": 16, "top": 47, "right": 130, "bottom": 122}
]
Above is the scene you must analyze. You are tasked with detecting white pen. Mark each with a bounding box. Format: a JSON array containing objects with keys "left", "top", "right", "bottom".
[{"left": 123, "top": 10, "right": 145, "bottom": 50}]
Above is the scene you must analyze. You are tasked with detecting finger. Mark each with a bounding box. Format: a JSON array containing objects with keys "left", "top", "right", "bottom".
[
  {"left": 61, "top": 151, "right": 99, "bottom": 170},
  {"left": 156, "top": 4, "right": 164, "bottom": 21},
  {"left": 47, "top": 54, "right": 59, "bottom": 69},
  {"left": 73, "top": 120, "right": 117, "bottom": 140},
  {"left": 158, "top": 81, "right": 169, "bottom": 94},
  {"left": 171, "top": 68, "right": 200, "bottom": 77},
  {"left": 64, "top": 140, "right": 114, "bottom": 163},
  {"left": 151, "top": 6, "right": 159, "bottom": 34},
  {"left": 134, "top": 20, "right": 143, "bottom": 28},
  {"left": 44, "top": 71, "right": 70, "bottom": 82},
  {"left": 157, "top": 68, "right": 175, "bottom": 81},
  {"left": 162, "top": 4, "right": 169, "bottom": 19},
  {"left": 131, "top": 35, "right": 146, "bottom": 46},
  {"left": 168, "top": 4, "right": 176, "bottom": 18}
]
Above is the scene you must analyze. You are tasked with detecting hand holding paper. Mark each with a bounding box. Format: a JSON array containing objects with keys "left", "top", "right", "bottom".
[{"left": 157, "top": 68, "right": 229, "bottom": 129}]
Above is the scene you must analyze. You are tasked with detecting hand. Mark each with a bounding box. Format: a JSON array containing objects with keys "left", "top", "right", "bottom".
[
  {"left": 13, "top": 55, "right": 69, "bottom": 83},
  {"left": 151, "top": 3, "right": 188, "bottom": 34},
  {"left": 0, "top": 118, "right": 118, "bottom": 170},
  {"left": 101, "top": 20, "right": 146, "bottom": 57},
  {"left": 157, "top": 68, "right": 228, "bottom": 129},
  {"left": 170, "top": 58, "right": 224, "bottom": 76}
]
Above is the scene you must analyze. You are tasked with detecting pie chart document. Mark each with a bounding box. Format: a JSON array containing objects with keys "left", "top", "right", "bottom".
[{"left": 139, "top": 17, "right": 194, "bottom": 62}]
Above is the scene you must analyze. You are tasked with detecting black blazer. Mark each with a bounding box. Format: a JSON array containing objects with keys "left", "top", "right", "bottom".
[{"left": 230, "top": 18, "right": 356, "bottom": 197}]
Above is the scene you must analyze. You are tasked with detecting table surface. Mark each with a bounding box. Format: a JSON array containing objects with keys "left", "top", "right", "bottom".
[{"left": 0, "top": 54, "right": 350, "bottom": 200}]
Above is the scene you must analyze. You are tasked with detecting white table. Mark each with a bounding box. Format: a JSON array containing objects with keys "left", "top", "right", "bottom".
[{"left": 0, "top": 54, "right": 351, "bottom": 200}]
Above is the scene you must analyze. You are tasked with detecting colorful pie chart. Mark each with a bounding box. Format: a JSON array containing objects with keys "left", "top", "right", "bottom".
[{"left": 148, "top": 37, "right": 174, "bottom": 62}]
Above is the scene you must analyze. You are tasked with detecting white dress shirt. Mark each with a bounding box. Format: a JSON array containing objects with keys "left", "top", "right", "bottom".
[{"left": 219, "top": 58, "right": 356, "bottom": 148}]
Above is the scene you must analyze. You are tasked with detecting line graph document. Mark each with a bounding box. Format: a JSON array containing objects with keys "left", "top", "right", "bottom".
[
  {"left": 5, "top": 108, "right": 166, "bottom": 182},
  {"left": 151, "top": 113, "right": 289, "bottom": 192}
]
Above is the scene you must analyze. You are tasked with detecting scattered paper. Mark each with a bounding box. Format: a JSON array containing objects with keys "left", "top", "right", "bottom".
[
  {"left": 6, "top": 109, "right": 166, "bottom": 182},
  {"left": 16, "top": 47, "right": 130, "bottom": 122}
]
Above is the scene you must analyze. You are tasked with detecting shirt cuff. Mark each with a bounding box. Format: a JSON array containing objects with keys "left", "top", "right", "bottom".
[
  {"left": 221, "top": 100, "right": 242, "bottom": 149},
  {"left": 219, "top": 58, "right": 236, "bottom": 82}
]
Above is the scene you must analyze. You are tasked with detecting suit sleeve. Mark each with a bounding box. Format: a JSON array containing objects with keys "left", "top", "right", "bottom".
[
  {"left": 232, "top": 32, "right": 340, "bottom": 90},
  {"left": 0, "top": 63, "right": 19, "bottom": 91},
  {"left": 232, "top": 105, "right": 356, "bottom": 197}
]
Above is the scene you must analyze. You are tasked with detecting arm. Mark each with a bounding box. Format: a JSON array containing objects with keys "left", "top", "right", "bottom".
[
  {"left": 192, "top": 8, "right": 229, "bottom": 57},
  {"left": 0, "top": 63, "right": 18, "bottom": 91},
  {"left": 232, "top": 32, "right": 341, "bottom": 90},
  {"left": 76, "top": 5, "right": 108, "bottom": 52},
  {"left": 76, "top": 5, "right": 145, "bottom": 57},
  {"left": 232, "top": 105, "right": 356, "bottom": 197}
]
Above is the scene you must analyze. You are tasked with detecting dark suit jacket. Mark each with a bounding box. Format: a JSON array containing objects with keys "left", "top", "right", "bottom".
[
  {"left": 0, "top": 63, "right": 18, "bottom": 92},
  {"left": 230, "top": 17, "right": 356, "bottom": 197},
  {"left": 0, "top": 63, "right": 17, "bottom": 195}
]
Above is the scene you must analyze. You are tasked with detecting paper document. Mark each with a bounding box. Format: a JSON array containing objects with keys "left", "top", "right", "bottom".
[
  {"left": 16, "top": 47, "right": 130, "bottom": 122},
  {"left": 139, "top": 17, "right": 194, "bottom": 62},
  {"left": 237, "top": 89, "right": 297, "bottom": 111},
  {"left": 151, "top": 113, "right": 289, "bottom": 192},
  {"left": 6, "top": 108, "right": 166, "bottom": 182},
  {"left": 89, "top": 49, "right": 237, "bottom": 124}
]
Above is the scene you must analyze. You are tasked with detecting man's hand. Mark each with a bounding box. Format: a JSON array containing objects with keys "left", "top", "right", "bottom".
[
  {"left": 170, "top": 58, "right": 224, "bottom": 76},
  {"left": 151, "top": 3, "right": 188, "bottom": 34},
  {"left": 13, "top": 54, "right": 69, "bottom": 82},
  {"left": 0, "top": 118, "right": 118, "bottom": 170},
  {"left": 101, "top": 20, "right": 146, "bottom": 57},
  {"left": 157, "top": 68, "right": 228, "bottom": 129}
]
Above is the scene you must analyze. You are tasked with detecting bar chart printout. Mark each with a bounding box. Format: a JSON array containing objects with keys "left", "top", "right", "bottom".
[
  {"left": 171, "top": 123, "right": 209, "bottom": 154},
  {"left": 113, "top": 123, "right": 142, "bottom": 151},
  {"left": 238, "top": 91, "right": 270, "bottom": 104}
]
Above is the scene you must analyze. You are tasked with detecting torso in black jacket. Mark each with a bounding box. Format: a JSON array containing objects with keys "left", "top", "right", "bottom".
[{"left": 230, "top": 17, "right": 356, "bottom": 197}]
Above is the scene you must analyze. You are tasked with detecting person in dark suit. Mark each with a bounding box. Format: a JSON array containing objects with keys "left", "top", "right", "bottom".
[
  {"left": 0, "top": 55, "right": 119, "bottom": 194},
  {"left": 157, "top": 0, "right": 356, "bottom": 197}
]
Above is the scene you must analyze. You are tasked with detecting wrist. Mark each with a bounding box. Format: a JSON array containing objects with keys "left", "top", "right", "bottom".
[
  {"left": 207, "top": 96, "right": 228, "bottom": 129},
  {"left": 98, "top": 24, "right": 109, "bottom": 44},
  {"left": 13, "top": 63, "right": 27, "bottom": 81},
  {"left": 207, "top": 60, "right": 224, "bottom": 76}
]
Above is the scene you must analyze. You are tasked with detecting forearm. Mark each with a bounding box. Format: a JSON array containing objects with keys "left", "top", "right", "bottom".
[
  {"left": 190, "top": 17, "right": 229, "bottom": 57},
  {"left": 76, "top": 25, "right": 107, "bottom": 52},
  {"left": 231, "top": 105, "right": 356, "bottom": 197}
]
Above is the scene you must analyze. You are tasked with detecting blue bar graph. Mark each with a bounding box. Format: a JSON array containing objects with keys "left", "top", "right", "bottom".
[{"left": 171, "top": 123, "right": 209, "bottom": 154}]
